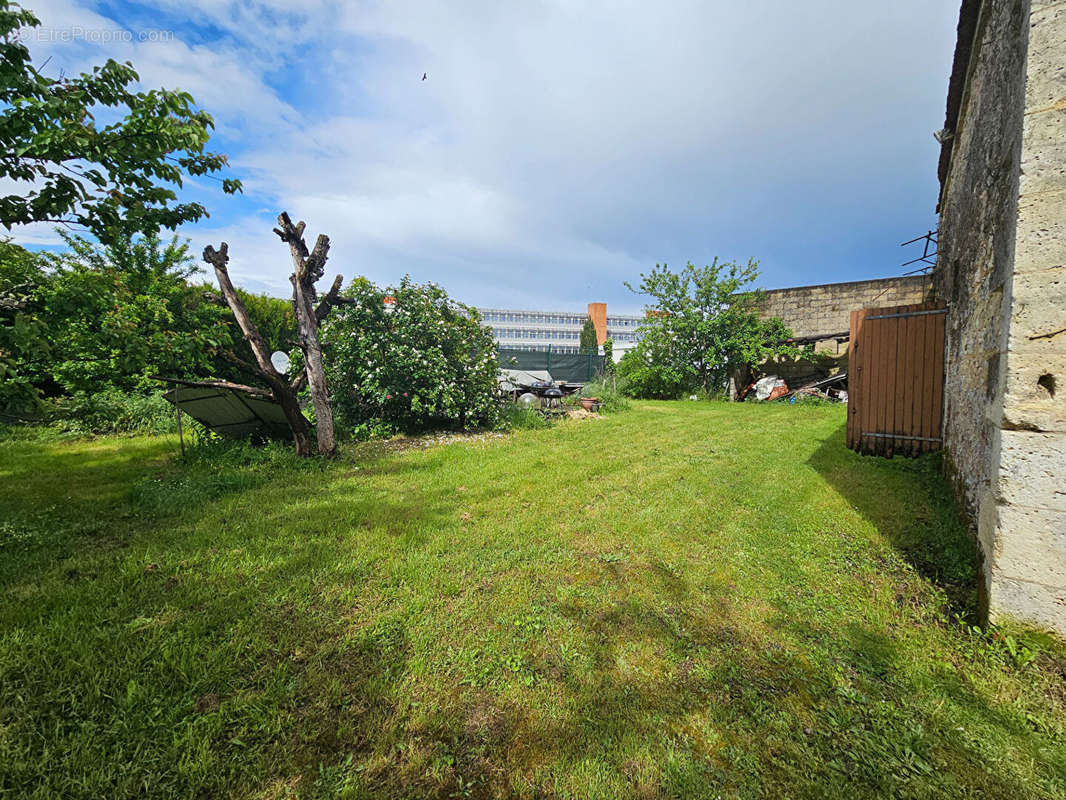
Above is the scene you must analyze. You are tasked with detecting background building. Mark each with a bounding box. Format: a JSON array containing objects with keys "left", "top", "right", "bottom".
[{"left": 477, "top": 302, "right": 643, "bottom": 358}]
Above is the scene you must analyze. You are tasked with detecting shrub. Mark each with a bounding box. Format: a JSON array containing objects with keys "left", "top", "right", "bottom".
[
  {"left": 616, "top": 349, "right": 688, "bottom": 399},
  {"left": 580, "top": 379, "right": 630, "bottom": 413},
  {"left": 496, "top": 401, "right": 549, "bottom": 430},
  {"left": 323, "top": 276, "right": 500, "bottom": 436},
  {"left": 47, "top": 389, "right": 178, "bottom": 435}
]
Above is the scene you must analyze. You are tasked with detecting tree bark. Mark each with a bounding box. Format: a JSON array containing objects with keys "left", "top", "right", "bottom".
[
  {"left": 203, "top": 242, "right": 313, "bottom": 457},
  {"left": 153, "top": 375, "right": 273, "bottom": 398},
  {"left": 273, "top": 212, "right": 340, "bottom": 457},
  {"left": 204, "top": 216, "right": 349, "bottom": 458}
]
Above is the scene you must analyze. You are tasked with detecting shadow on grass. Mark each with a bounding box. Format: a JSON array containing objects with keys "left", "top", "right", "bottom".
[
  {"left": 4, "top": 425, "right": 1064, "bottom": 799},
  {"left": 806, "top": 422, "right": 980, "bottom": 619},
  {"left": 0, "top": 438, "right": 463, "bottom": 798},
  {"left": 401, "top": 562, "right": 1052, "bottom": 799}
]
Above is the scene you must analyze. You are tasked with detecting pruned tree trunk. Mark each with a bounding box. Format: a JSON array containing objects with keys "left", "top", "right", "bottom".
[
  {"left": 203, "top": 220, "right": 351, "bottom": 458},
  {"left": 203, "top": 243, "right": 313, "bottom": 456},
  {"left": 728, "top": 363, "right": 753, "bottom": 401},
  {"left": 273, "top": 212, "right": 340, "bottom": 457}
]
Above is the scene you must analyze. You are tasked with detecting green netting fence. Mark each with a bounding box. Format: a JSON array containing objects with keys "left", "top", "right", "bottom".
[{"left": 498, "top": 347, "right": 605, "bottom": 383}]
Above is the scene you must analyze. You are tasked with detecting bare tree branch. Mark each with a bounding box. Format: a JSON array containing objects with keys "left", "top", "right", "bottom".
[
  {"left": 203, "top": 240, "right": 313, "bottom": 456},
  {"left": 313, "top": 274, "right": 356, "bottom": 323},
  {"left": 203, "top": 242, "right": 277, "bottom": 378},
  {"left": 153, "top": 375, "right": 272, "bottom": 399}
]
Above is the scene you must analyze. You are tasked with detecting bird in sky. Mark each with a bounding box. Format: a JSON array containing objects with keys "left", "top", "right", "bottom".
[{"left": 422, "top": 72, "right": 427, "bottom": 81}]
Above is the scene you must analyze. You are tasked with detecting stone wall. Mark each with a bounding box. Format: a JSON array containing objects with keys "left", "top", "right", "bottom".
[
  {"left": 754, "top": 275, "right": 930, "bottom": 385},
  {"left": 936, "top": 0, "right": 1028, "bottom": 528},
  {"left": 936, "top": 0, "right": 1066, "bottom": 633},
  {"left": 758, "top": 275, "right": 930, "bottom": 342}
]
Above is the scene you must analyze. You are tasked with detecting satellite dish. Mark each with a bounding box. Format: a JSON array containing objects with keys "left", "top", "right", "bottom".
[{"left": 270, "top": 351, "right": 291, "bottom": 374}]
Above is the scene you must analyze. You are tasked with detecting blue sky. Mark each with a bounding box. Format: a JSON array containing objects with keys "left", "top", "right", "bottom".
[{"left": 13, "top": 0, "right": 960, "bottom": 313}]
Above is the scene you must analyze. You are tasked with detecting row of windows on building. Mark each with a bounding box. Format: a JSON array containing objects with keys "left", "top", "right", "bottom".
[
  {"left": 494, "top": 329, "right": 638, "bottom": 342},
  {"left": 480, "top": 311, "right": 582, "bottom": 325},
  {"left": 479, "top": 310, "right": 642, "bottom": 328},
  {"left": 498, "top": 344, "right": 585, "bottom": 354}
]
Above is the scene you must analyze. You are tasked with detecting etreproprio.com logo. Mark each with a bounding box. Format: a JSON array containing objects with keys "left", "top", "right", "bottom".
[{"left": 16, "top": 26, "right": 175, "bottom": 44}]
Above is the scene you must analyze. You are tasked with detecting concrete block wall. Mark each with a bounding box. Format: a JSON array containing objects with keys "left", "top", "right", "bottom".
[
  {"left": 750, "top": 275, "right": 928, "bottom": 387},
  {"left": 758, "top": 275, "right": 930, "bottom": 343}
]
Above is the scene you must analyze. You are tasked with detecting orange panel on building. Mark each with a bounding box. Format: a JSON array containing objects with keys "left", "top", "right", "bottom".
[{"left": 586, "top": 302, "right": 607, "bottom": 345}]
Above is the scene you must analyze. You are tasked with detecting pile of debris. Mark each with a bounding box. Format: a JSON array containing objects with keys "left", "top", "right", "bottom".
[
  {"left": 739, "top": 373, "right": 848, "bottom": 404},
  {"left": 498, "top": 369, "right": 582, "bottom": 401}
]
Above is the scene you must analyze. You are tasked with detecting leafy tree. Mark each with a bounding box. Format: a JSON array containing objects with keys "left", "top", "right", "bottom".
[
  {"left": 322, "top": 276, "right": 499, "bottom": 436},
  {"left": 24, "top": 231, "right": 231, "bottom": 396},
  {"left": 616, "top": 346, "right": 689, "bottom": 400},
  {"left": 602, "top": 337, "right": 614, "bottom": 375},
  {"left": 0, "top": 1, "right": 240, "bottom": 245},
  {"left": 623, "top": 259, "right": 796, "bottom": 397},
  {"left": 0, "top": 239, "right": 48, "bottom": 412},
  {"left": 579, "top": 316, "right": 598, "bottom": 354}
]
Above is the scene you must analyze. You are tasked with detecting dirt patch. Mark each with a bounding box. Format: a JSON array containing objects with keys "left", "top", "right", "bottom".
[
  {"left": 380, "top": 431, "right": 508, "bottom": 454},
  {"left": 566, "top": 408, "right": 602, "bottom": 421},
  {"left": 194, "top": 693, "right": 220, "bottom": 714}
]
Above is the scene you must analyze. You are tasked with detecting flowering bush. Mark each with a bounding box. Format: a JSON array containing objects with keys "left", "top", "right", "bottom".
[{"left": 321, "top": 276, "right": 500, "bottom": 435}]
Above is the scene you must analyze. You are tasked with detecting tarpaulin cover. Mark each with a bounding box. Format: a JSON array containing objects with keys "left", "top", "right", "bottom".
[
  {"left": 162, "top": 386, "right": 299, "bottom": 439},
  {"left": 498, "top": 368, "right": 553, "bottom": 392}
]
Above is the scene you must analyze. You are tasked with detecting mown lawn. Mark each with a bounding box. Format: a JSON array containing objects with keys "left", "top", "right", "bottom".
[{"left": 1, "top": 402, "right": 1064, "bottom": 799}]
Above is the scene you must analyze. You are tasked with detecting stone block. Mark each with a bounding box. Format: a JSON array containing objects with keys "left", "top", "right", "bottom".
[
  {"left": 1014, "top": 192, "right": 1066, "bottom": 273},
  {"left": 1008, "top": 268, "right": 1066, "bottom": 349},
  {"left": 1021, "top": 103, "right": 1066, "bottom": 154},
  {"left": 1001, "top": 350, "right": 1066, "bottom": 431},
  {"left": 1018, "top": 138, "right": 1066, "bottom": 198},
  {"left": 1026, "top": 2, "right": 1066, "bottom": 101},
  {"left": 986, "top": 503, "right": 1066, "bottom": 586},
  {"left": 997, "top": 429, "right": 1066, "bottom": 511},
  {"left": 1031, "top": 0, "right": 1064, "bottom": 12},
  {"left": 988, "top": 574, "right": 1066, "bottom": 632}
]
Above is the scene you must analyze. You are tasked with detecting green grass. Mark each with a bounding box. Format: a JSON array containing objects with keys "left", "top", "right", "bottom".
[{"left": 1, "top": 402, "right": 1064, "bottom": 799}]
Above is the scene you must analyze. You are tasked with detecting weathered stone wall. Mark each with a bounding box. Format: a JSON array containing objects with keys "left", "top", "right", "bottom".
[
  {"left": 936, "top": 0, "right": 1028, "bottom": 526},
  {"left": 759, "top": 275, "right": 930, "bottom": 341},
  {"left": 988, "top": 0, "right": 1066, "bottom": 631},
  {"left": 754, "top": 275, "right": 929, "bottom": 385},
  {"left": 936, "top": 0, "right": 1066, "bottom": 632}
]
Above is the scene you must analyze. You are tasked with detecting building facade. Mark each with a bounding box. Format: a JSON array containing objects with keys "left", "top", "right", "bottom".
[
  {"left": 934, "top": 0, "right": 1065, "bottom": 633},
  {"left": 478, "top": 302, "right": 643, "bottom": 357}
]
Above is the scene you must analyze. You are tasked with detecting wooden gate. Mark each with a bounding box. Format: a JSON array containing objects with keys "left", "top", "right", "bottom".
[{"left": 846, "top": 302, "right": 946, "bottom": 457}]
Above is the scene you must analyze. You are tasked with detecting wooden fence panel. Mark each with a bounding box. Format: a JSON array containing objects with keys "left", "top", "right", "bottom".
[{"left": 846, "top": 302, "right": 946, "bottom": 457}]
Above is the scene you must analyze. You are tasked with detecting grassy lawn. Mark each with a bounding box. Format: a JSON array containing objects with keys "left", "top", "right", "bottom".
[{"left": 1, "top": 402, "right": 1065, "bottom": 799}]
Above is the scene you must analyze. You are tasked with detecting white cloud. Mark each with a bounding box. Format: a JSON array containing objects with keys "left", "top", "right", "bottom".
[
  {"left": 9, "top": 0, "right": 961, "bottom": 311},
  {"left": 20, "top": 0, "right": 299, "bottom": 136}
]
